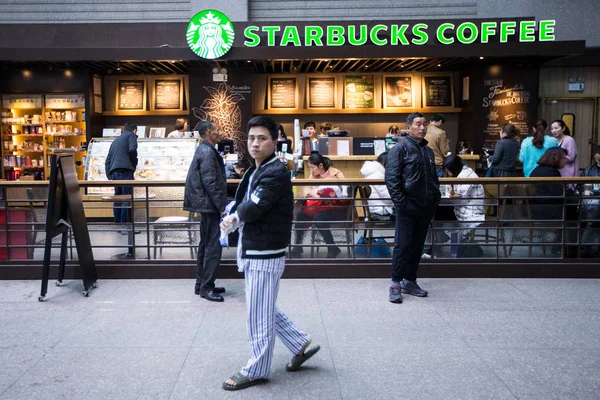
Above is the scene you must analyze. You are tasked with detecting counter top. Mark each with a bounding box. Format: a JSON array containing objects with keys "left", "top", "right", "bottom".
[{"left": 302, "top": 155, "right": 377, "bottom": 161}]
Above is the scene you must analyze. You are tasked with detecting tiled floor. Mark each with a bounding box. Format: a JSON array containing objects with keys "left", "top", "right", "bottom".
[{"left": 1, "top": 278, "right": 599, "bottom": 399}]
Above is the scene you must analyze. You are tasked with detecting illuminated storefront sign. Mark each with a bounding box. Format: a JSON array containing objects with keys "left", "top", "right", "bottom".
[{"left": 186, "top": 11, "right": 556, "bottom": 59}]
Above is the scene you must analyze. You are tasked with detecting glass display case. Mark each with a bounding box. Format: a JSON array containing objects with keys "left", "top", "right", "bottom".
[{"left": 85, "top": 138, "right": 198, "bottom": 194}]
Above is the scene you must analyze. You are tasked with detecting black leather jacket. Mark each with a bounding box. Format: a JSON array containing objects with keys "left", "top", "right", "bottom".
[
  {"left": 183, "top": 140, "right": 227, "bottom": 214},
  {"left": 231, "top": 153, "right": 293, "bottom": 259},
  {"left": 385, "top": 136, "right": 441, "bottom": 207},
  {"left": 582, "top": 164, "right": 600, "bottom": 178}
]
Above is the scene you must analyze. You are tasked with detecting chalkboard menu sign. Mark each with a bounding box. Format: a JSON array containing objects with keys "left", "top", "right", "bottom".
[
  {"left": 269, "top": 77, "right": 297, "bottom": 109},
  {"left": 117, "top": 79, "right": 146, "bottom": 111},
  {"left": 423, "top": 75, "right": 453, "bottom": 107},
  {"left": 153, "top": 79, "right": 182, "bottom": 111},
  {"left": 345, "top": 75, "right": 374, "bottom": 109},
  {"left": 308, "top": 77, "right": 335, "bottom": 108}
]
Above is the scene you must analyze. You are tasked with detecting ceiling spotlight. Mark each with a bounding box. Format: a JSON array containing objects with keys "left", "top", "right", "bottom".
[
  {"left": 246, "top": 60, "right": 251, "bottom": 63},
  {"left": 152, "top": 67, "right": 158, "bottom": 71},
  {"left": 170, "top": 60, "right": 176, "bottom": 64},
  {"left": 22, "top": 70, "right": 32, "bottom": 78},
  {"left": 479, "top": 56, "right": 485, "bottom": 60},
  {"left": 400, "top": 64, "right": 404, "bottom": 68},
  {"left": 401, "top": 58, "right": 405, "bottom": 61},
  {"left": 329, "top": 65, "right": 334, "bottom": 68},
  {"left": 437, "top": 63, "right": 441, "bottom": 67},
  {"left": 107, "top": 69, "right": 112, "bottom": 75}
]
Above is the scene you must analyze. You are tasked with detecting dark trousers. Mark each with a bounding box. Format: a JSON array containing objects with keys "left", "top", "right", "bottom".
[
  {"left": 392, "top": 201, "right": 437, "bottom": 282},
  {"left": 110, "top": 169, "right": 134, "bottom": 223},
  {"left": 195, "top": 212, "right": 222, "bottom": 292},
  {"left": 295, "top": 209, "right": 346, "bottom": 251}
]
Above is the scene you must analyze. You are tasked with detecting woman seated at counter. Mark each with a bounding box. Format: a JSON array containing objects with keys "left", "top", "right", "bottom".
[
  {"left": 360, "top": 152, "right": 394, "bottom": 220},
  {"left": 442, "top": 155, "right": 485, "bottom": 256},
  {"left": 291, "top": 152, "right": 348, "bottom": 259}
]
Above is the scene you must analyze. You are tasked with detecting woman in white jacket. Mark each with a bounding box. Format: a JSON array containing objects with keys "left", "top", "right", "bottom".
[
  {"left": 360, "top": 152, "right": 394, "bottom": 220},
  {"left": 443, "top": 155, "right": 485, "bottom": 224}
]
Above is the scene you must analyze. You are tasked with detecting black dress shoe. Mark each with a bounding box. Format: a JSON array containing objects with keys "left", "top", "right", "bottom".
[
  {"left": 200, "top": 290, "right": 224, "bottom": 302},
  {"left": 212, "top": 286, "right": 226, "bottom": 294}
]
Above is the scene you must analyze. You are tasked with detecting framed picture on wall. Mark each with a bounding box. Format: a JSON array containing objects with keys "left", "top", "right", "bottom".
[
  {"left": 150, "top": 77, "right": 184, "bottom": 111},
  {"left": 344, "top": 75, "right": 375, "bottom": 109},
  {"left": 383, "top": 75, "right": 413, "bottom": 108},
  {"left": 306, "top": 76, "right": 336, "bottom": 109},
  {"left": 148, "top": 127, "right": 166, "bottom": 138},
  {"left": 268, "top": 76, "right": 298, "bottom": 109},
  {"left": 422, "top": 74, "right": 454, "bottom": 108},
  {"left": 116, "top": 78, "right": 146, "bottom": 111}
]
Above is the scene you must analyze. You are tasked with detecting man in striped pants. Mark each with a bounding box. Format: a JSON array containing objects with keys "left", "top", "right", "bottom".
[{"left": 221, "top": 116, "right": 320, "bottom": 391}]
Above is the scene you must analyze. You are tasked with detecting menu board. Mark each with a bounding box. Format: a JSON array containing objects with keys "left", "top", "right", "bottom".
[
  {"left": 345, "top": 75, "right": 374, "bottom": 109},
  {"left": 423, "top": 76, "right": 453, "bottom": 107},
  {"left": 481, "top": 78, "right": 534, "bottom": 149},
  {"left": 154, "top": 79, "right": 182, "bottom": 110},
  {"left": 308, "top": 77, "right": 335, "bottom": 108},
  {"left": 383, "top": 76, "right": 413, "bottom": 108},
  {"left": 269, "top": 77, "right": 297, "bottom": 109},
  {"left": 117, "top": 79, "right": 145, "bottom": 111}
]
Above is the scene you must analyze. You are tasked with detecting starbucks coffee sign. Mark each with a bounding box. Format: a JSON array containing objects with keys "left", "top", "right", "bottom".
[
  {"left": 187, "top": 10, "right": 235, "bottom": 59},
  {"left": 187, "top": 12, "right": 556, "bottom": 58}
]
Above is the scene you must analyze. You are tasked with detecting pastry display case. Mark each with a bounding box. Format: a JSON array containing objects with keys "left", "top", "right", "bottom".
[{"left": 84, "top": 137, "right": 198, "bottom": 195}]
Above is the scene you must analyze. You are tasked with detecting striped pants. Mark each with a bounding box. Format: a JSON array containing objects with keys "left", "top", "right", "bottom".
[{"left": 241, "top": 259, "right": 311, "bottom": 379}]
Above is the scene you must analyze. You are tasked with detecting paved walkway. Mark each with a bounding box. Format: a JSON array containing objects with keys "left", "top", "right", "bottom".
[{"left": 1, "top": 278, "right": 599, "bottom": 400}]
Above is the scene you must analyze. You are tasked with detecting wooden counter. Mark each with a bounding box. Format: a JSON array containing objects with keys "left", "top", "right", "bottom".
[
  {"left": 303, "top": 155, "right": 377, "bottom": 179},
  {"left": 302, "top": 154, "right": 481, "bottom": 178}
]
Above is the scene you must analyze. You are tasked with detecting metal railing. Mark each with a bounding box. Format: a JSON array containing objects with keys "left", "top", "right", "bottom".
[{"left": 0, "top": 177, "right": 599, "bottom": 266}]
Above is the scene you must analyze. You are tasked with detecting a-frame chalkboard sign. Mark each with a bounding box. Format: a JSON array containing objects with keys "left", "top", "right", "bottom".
[{"left": 39, "top": 155, "right": 97, "bottom": 301}]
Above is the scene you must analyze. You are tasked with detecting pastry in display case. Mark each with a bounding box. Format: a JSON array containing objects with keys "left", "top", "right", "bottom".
[{"left": 84, "top": 138, "right": 199, "bottom": 195}]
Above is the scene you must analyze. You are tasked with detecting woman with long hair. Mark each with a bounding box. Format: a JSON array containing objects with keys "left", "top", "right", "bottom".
[
  {"left": 489, "top": 124, "right": 520, "bottom": 177},
  {"left": 519, "top": 119, "right": 559, "bottom": 177},
  {"left": 551, "top": 119, "right": 578, "bottom": 178},
  {"left": 291, "top": 152, "right": 347, "bottom": 259}
]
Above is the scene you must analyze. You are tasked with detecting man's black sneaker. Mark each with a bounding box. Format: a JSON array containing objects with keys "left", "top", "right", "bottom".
[
  {"left": 200, "top": 290, "right": 224, "bottom": 302},
  {"left": 389, "top": 285, "right": 403, "bottom": 303},
  {"left": 401, "top": 280, "right": 428, "bottom": 297},
  {"left": 195, "top": 287, "right": 226, "bottom": 295}
]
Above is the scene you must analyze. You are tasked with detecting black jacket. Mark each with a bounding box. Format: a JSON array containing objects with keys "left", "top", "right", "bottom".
[
  {"left": 582, "top": 164, "right": 600, "bottom": 178},
  {"left": 491, "top": 137, "right": 520, "bottom": 172},
  {"left": 105, "top": 130, "right": 138, "bottom": 175},
  {"left": 183, "top": 140, "right": 227, "bottom": 214},
  {"left": 232, "top": 153, "right": 293, "bottom": 259},
  {"left": 385, "top": 135, "right": 441, "bottom": 207}
]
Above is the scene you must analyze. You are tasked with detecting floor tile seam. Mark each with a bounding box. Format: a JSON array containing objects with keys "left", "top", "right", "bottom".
[
  {"left": 167, "top": 308, "right": 207, "bottom": 400},
  {"left": 315, "top": 279, "right": 344, "bottom": 400},
  {"left": 0, "top": 347, "right": 49, "bottom": 398},
  {"left": 501, "top": 278, "right": 540, "bottom": 301},
  {"left": 468, "top": 346, "right": 520, "bottom": 399}
]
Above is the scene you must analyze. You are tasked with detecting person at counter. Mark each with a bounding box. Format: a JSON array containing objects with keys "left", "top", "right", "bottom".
[
  {"left": 291, "top": 152, "right": 347, "bottom": 259},
  {"left": 319, "top": 122, "right": 332, "bottom": 137},
  {"left": 277, "top": 124, "right": 292, "bottom": 153},
  {"left": 360, "top": 152, "right": 394, "bottom": 220},
  {"left": 551, "top": 119, "right": 578, "bottom": 179},
  {"left": 105, "top": 122, "right": 138, "bottom": 229},
  {"left": 488, "top": 124, "right": 520, "bottom": 177},
  {"left": 387, "top": 125, "right": 400, "bottom": 137},
  {"left": 386, "top": 112, "right": 440, "bottom": 303},
  {"left": 167, "top": 118, "right": 189, "bottom": 138},
  {"left": 425, "top": 114, "right": 449, "bottom": 178},
  {"left": 303, "top": 121, "right": 316, "bottom": 140},
  {"left": 580, "top": 146, "right": 600, "bottom": 257},
  {"left": 520, "top": 119, "right": 558, "bottom": 177}
]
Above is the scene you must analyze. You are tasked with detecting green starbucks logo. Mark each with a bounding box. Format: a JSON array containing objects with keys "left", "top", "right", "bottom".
[{"left": 187, "top": 10, "right": 235, "bottom": 59}]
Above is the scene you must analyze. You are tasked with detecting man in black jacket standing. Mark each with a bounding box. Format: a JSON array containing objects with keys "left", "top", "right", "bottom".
[
  {"left": 105, "top": 122, "right": 138, "bottom": 225},
  {"left": 184, "top": 120, "right": 228, "bottom": 302},
  {"left": 385, "top": 112, "right": 441, "bottom": 303},
  {"left": 220, "top": 116, "right": 320, "bottom": 391}
]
